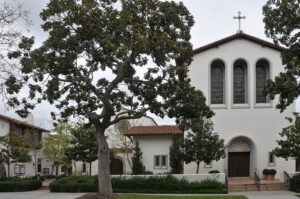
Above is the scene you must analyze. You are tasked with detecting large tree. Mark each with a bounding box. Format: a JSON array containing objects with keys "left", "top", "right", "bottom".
[
  {"left": 65, "top": 123, "right": 98, "bottom": 176},
  {"left": 5, "top": 0, "right": 211, "bottom": 198},
  {"left": 273, "top": 116, "right": 300, "bottom": 161},
  {"left": 263, "top": 0, "right": 300, "bottom": 111},
  {"left": 0, "top": 133, "right": 32, "bottom": 177},
  {"left": 184, "top": 118, "right": 225, "bottom": 174}
]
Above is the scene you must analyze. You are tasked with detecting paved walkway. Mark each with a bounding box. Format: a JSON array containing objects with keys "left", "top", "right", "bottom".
[
  {"left": 0, "top": 190, "right": 298, "bottom": 199},
  {"left": 231, "top": 191, "right": 299, "bottom": 199},
  {"left": 0, "top": 190, "right": 84, "bottom": 199}
]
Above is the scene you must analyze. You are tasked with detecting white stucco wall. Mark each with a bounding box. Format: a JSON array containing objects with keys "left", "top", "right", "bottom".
[
  {"left": 135, "top": 135, "right": 174, "bottom": 174},
  {"left": 185, "top": 38, "right": 296, "bottom": 178}
]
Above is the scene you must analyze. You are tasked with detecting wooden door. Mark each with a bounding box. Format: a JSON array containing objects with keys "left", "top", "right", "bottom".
[
  {"left": 110, "top": 159, "right": 123, "bottom": 175},
  {"left": 228, "top": 152, "right": 250, "bottom": 177}
]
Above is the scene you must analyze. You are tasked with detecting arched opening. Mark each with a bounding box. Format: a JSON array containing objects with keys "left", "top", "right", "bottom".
[
  {"left": 210, "top": 59, "right": 225, "bottom": 105},
  {"left": 256, "top": 59, "right": 270, "bottom": 103},
  {"left": 233, "top": 59, "right": 248, "bottom": 104},
  {"left": 110, "top": 158, "right": 124, "bottom": 175},
  {"left": 227, "top": 136, "right": 255, "bottom": 177}
]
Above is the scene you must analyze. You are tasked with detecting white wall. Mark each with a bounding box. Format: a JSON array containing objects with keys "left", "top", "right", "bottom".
[
  {"left": 135, "top": 136, "right": 174, "bottom": 174},
  {"left": 186, "top": 38, "right": 296, "bottom": 178}
]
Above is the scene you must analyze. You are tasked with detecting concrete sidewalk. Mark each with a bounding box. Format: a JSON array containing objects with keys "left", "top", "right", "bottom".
[
  {"left": 0, "top": 190, "right": 298, "bottom": 199},
  {"left": 231, "top": 191, "right": 299, "bottom": 199},
  {"left": 0, "top": 190, "right": 84, "bottom": 199}
]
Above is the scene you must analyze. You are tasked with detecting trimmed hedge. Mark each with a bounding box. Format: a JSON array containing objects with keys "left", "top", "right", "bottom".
[
  {"left": 0, "top": 179, "right": 42, "bottom": 192},
  {"left": 290, "top": 174, "right": 300, "bottom": 193},
  {"left": 49, "top": 175, "right": 227, "bottom": 194}
]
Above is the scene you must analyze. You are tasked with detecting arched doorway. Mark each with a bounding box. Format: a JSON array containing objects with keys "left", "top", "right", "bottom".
[
  {"left": 110, "top": 158, "right": 124, "bottom": 175},
  {"left": 228, "top": 136, "right": 255, "bottom": 177}
]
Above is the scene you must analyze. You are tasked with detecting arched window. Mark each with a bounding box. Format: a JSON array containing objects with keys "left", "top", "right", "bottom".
[
  {"left": 210, "top": 60, "right": 225, "bottom": 104},
  {"left": 233, "top": 59, "right": 248, "bottom": 104},
  {"left": 256, "top": 59, "right": 270, "bottom": 103}
]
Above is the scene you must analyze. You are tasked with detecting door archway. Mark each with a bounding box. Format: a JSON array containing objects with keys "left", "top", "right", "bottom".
[
  {"left": 110, "top": 158, "right": 124, "bottom": 175},
  {"left": 227, "top": 136, "right": 255, "bottom": 177}
]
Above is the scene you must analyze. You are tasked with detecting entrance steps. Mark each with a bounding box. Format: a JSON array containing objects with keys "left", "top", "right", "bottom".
[{"left": 228, "top": 177, "right": 288, "bottom": 192}]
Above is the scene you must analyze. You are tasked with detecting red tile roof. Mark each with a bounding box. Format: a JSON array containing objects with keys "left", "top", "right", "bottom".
[
  {"left": 193, "top": 32, "right": 287, "bottom": 54},
  {"left": 125, "top": 125, "right": 183, "bottom": 136},
  {"left": 0, "top": 114, "right": 50, "bottom": 132}
]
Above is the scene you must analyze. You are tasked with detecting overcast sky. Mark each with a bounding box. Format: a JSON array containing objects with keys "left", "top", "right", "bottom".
[{"left": 1, "top": 0, "right": 297, "bottom": 129}]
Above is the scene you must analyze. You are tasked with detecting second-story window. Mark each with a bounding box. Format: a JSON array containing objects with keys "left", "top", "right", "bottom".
[
  {"left": 211, "top": 59, "right": 225, "bottom": 105},
  {"left": 233, "top": 59, "right": 248, "bottom": 104}
]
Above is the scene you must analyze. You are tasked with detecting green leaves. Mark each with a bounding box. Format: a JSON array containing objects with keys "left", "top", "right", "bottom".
[
  {"left": 273, "top": 116, "right": 300, "bottom": 160},
  {"left": 263, "top": 0, "right": 300, "bottom": 111},
  {"left": 183, "top": 118, "right": 226, "bottom": 174}
]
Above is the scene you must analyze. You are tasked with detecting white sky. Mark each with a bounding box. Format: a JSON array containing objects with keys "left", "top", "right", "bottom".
[{"left": 1, "top": 0, "right": 298, "bottom": 129}]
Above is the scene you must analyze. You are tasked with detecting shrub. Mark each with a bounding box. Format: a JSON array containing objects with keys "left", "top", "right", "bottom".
[
  {"left": 208, "top": 170, "right": 220, "bottom": 174},
  {"left": 0, "top": 179, "right": 42, "bottom": 192},
  {"left": 269, "top": 169, "right": 276, "bottom": 175},
  {"left": 290, "top": 174, "right": 300, "bottom": 193},
  {"left": 263, "top": 169, "right": 269, "bottom": 175},
  {"left": 49, "top": 175, "right": 227, "bottom": 194}
]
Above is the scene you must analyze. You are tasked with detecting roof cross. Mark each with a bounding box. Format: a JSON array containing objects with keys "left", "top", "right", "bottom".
[{"left": 234, "top": 11, "right": 246, "bottom": 33}]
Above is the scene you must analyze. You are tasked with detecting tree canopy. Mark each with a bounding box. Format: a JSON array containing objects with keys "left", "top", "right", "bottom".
[
  {"left": 5, "top": 0, "right": 211, "bottom": 197},
  {"left": 65, "top": 123, "right": 98, "bottom": 175},
  {"left": 273, "top": 116, "right": 300, "bottom": 160},
  {"left": 0, "top": 1, "right": 29, "bottom": 98},
  {"left": 263, "top": 0, "right": 300, "bottom": 111},
  {"left": 184, "top": 118, "right": 225, "bottom": 174},
  {"left": 0, "top": 133, "right": 32, "bottom": 177}
]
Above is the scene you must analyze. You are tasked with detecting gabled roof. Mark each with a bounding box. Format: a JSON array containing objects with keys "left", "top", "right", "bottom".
[
  {"left": 0, "top": 114, "right": 50, "bottom": 132},
  {"left": 193, "top": 32, "right": 287, "bottom": 54},
  {"left": 125, "top": 125, "right": 182, "bottom": 136}
]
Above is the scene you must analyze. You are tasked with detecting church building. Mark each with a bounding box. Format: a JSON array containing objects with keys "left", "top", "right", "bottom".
[{"left": 126, "top": 32, "right": 297, "bottom": 179}]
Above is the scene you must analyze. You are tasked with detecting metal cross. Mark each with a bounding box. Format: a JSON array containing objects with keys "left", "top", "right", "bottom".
[{"left": 233, "top": 11, "right": 246, "bottom": 32}]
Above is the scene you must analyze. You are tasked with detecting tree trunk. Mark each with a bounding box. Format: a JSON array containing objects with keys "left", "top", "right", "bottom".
[
  {"left": 196, "top": 162, "right": 200, "bottom": 174},
  {"left": 89, "top": 162, "right": 92, "bottom": 176},
  {"left": 96, "top": 127, "right": 113, "bottom": 199}
]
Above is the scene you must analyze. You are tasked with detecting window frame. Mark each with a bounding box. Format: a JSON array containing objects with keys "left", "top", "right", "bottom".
[
  {"left": 209, "top": 59, "right": 227, "bottom": 109},
  {"left": 153, "top": 155, "right": 168, "bottom": 170},
  {"left": 232, "top": 58, "right": 250, "bottom": 108},
  {"left": 268, "top": 152, "right": 276, "bottom": 166},
  {"left": 254, "top": 58, "right": 273, "bottom": 108}
]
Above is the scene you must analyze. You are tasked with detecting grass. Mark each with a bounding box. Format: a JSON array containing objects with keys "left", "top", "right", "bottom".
[{"left": 118, "top": 194, "right": 247, "bottom": 199}]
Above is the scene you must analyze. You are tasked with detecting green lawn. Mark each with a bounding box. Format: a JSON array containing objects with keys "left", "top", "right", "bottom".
[{"left": 118, "top": 194, "right": 247, "bottom": 199}]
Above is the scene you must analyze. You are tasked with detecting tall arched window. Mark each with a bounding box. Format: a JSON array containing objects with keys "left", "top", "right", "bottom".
[
  {"left": 210, "top": 60, "right": 225, "bottom": 105},
  {"left": 256, "top": 59, "right": 270, "bottom": 103},
  {"left": 233, "top": 59, "right": 248, "bottom": 104}
]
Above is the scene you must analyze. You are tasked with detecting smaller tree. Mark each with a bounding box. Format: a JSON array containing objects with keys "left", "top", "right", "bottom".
[
  {"left": 131, "top": 141, "right": 145, "bottom": 175},
  {"left": 273, "top": 116, "right": 300, "bottom": 161},
  {"left": 169, "top": 137, "right": 184, "bottom": 174},
  {"left": 43, "top": 123, "right": 71, "bottom": 175},
  {"left": 111, "top": 119, "right": 133, "bottom": 169},
  {"left": 184, "top": 118, "right": 226, "bottom": 174},
  {"left": 0, "top": 133, "right": 31, "bottom": 177},
  {"left": 65, "top": 124, "right": 98, "bottom": 176}
]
